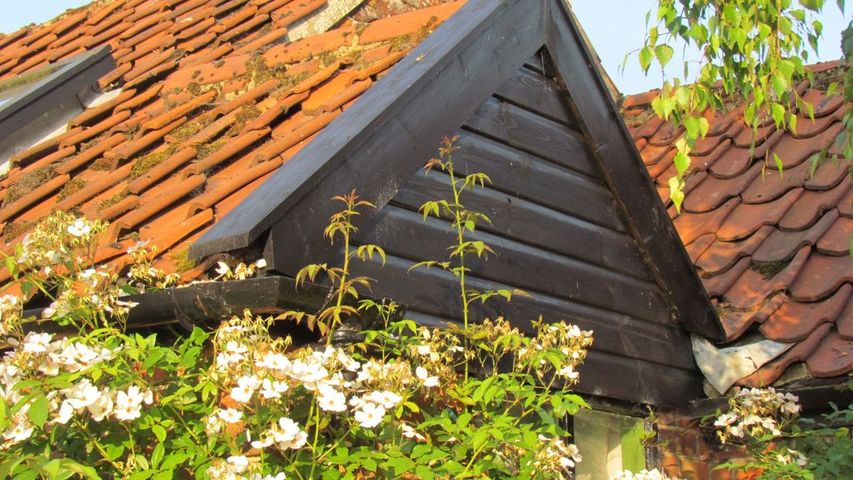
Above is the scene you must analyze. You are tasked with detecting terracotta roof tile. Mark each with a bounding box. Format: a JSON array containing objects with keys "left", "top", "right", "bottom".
[
  {"left": 701, "top": 256, "right": 750, "bottom": 298},
  {"left": 752, "top": 208, "right": 839, "bottom": 263},
  {"left": 769, "top": 122, "right": 844, "bottom": 169},
  {"left": 683, "top": 161, "right": 760, "bottom": 213},
  {"left": 718, "top": 294, "right": 784, "bottom": 342},
  {"left": 673, "top": 197, "right": 741, "bottom": 245},
  {"left": 709, "top": 132, "right": 783, "bottom": 178},
  {"left": 806, "top": 331, "right": 853, "bottom": 377},
  {"left": 741, "top": 159, "right": 812, "bottom": 204},
  {"left": 817, "top": 215, "right": 853, "bottom": 256},
  {"left": 838, "top": 298, "right": 853, "bottom": 339},
  {"left": 696, "top": 225, "right": 773, "bottom": 276},
  {"left": 717, "top": 187, "right": 802, "bottom": 242},
  {"left": 761, "top": 285, "right": 851, "bottom": 342},
  {"left": 738, "top": 323, "right": 832, "bottom": 388},
  {"left": 778, "top": 178, "right": 850, "bottom": 231},
  {"left": 789, "top": 253, "right": 853, "bottom": 302}
]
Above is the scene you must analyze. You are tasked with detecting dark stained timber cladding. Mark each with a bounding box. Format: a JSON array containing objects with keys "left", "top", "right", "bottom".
[
  {"left": 464, "top": 97, "right": 599, "bottom": 178},
  {"left": 494, "top": 66, "right": 575, "bottom": 126},
  {"left": 391, "top": 172, "right": 647, "bottom": 277},
  {"left": 357, "top": 204, "right": 669, "bottom": 323},
  {"left": 350, "top": 254, "right": 696, "bottom": 374}
]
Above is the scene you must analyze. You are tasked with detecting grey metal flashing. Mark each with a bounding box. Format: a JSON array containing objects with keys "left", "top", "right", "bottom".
[{"left": 0, "top": 46, "right": 115, "bottom": 163}]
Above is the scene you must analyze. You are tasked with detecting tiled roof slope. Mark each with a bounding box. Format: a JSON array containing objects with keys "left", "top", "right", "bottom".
[
  {"left": 0, "top": 0, "right": 463, "bottom": 284},
  {"left": 623, "top": 61, "right": 852, "bottom": 389}
]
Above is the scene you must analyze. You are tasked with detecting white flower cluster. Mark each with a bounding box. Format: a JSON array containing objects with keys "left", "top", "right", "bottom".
[
  {"left": 213, "top": 259, "right": 267, "bottom": 281},
  {"left": 0, "top": 332, "right": 151, "bottom": 448},
  {"left": 0, "top": 295, "right": 21, "bottom": 337},
  {"left": 206, "top": 316, "right": 444, "bottom": 459},
  {"left": 774, "top": 447, "right": 808, "bottom": 467},
  {"left": 206, "top": 454, "right": 286, "bottom": 480},
  {"left": 713, "top": 387, "right": 800, "bottom": 443},
  {"left": 56, "top": 381, "right": 153, "bottom": 424},
  {"left": 611, "top": 469, "right": 679, "bottom": 480},
  {"left": 534, "top": 434, "right": 582, "bottom": 473}
]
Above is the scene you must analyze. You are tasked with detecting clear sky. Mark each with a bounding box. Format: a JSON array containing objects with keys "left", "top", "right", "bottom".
[{"left": 0, "top": 0, "right": 849, "bottom": 94}]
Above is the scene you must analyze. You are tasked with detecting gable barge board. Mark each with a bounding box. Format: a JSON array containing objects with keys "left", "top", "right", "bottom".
[
  {"left": 350, "top": 253, "right": 696, "bottom": 371},
  {"left": 356, "top": 205, "right": 671, "bottom": 323},
  {"left": 391, "top": 171, "right": 647, "bottom": 278},
  {"left": 544, "top": 0, "right": 724, "bottom": 341},
  {"left": 451, "top": 130, "right": 623, "bottom": 230},
  {"left": 190, "top": 0, "right": 547, "bottom": 264},
  {"left": 464, "top": 97, "right": 598, "bottom": 179}
]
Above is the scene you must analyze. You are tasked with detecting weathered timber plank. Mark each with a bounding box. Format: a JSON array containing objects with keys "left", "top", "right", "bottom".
[
  {"left": 191, "top": 0, "right": 546, "bottom": 260},
  {"left": 391, "top": 170, "right": 649, "bottom": 276},
  {"left": 452, "top": 130, "right": 623, "bottom": 231},
  {"left": 544, "top": 0, "right": 723, "bottom": 341},
  {"left": 352, "top": 254, "right": 693, "bottom": 369},
  {"left": 494, "top": 66, "right": 575, "bottom": 126},
  {"left": 577, "top": 350, "right": 704, "bottom": 407},
  {"left": 464, "top": 97, "right": 599, "bottom": 178},
  {"left": 356, "top": 206, "right": 669, "bottom": 321}
]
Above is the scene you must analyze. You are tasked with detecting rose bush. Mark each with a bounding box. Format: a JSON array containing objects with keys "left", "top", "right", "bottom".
[{"left": 0, "top": 141, "right": 594, "bottom": 479}]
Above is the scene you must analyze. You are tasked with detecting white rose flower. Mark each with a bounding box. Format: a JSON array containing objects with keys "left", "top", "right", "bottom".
[
  {"left": 55, "top": 400, "right": 74, "bottom": 424},
  {"left": 415, "top": 366, "right": 439, "bottom": 387},
  {"left": 22, "top": 332, "right": 53, "bottom": 354},
  {"left": 227, "top": 455, "right": 250, "bottom": 473},
  {"left": 218, "top": 408, "right": 243, "bottom": 424},
  {"left": 88, "top": 390, "right": 115, "bottom": 421},
  {"left": 67, "top": 219, "right": 92, "bottom": 237},
  {"left": 317, "top": 384, "right": 347, "bottom": 412},
  {"left": 271, "top": 417, "right": 307, "bottom": 449},
  {"left": 354, "top": 401, "right": 386, "bottom": 429}
]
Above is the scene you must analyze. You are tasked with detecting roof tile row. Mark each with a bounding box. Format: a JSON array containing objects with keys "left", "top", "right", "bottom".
[{"left": 625, "top": 66, "right": 852, "bottom": 387}]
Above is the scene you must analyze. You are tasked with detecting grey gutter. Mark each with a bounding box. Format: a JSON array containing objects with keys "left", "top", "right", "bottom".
[{"left": 23, "top": 276, "right": 331, "bottom": 333}]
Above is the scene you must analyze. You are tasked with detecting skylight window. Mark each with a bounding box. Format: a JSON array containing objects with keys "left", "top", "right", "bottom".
[{"left": 0, "top": 46, "right": 115, "bottom": 172}]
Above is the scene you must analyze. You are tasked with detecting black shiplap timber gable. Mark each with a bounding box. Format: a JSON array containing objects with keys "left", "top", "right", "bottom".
[{"left": 190, "top": 0, "right": 724, "bottom": 406}]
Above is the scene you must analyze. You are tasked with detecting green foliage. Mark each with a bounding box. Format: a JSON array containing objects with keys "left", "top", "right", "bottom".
[
  {"left": 0, "top": 139, "right": 596, "bottom": 479},
  {"left": 642, "top": 0, "right": 850, "bottom": 211}
]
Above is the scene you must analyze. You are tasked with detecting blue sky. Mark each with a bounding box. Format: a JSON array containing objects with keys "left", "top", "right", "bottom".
[{"left": 0, "top": 0, "right": 849, "bottom": 93}]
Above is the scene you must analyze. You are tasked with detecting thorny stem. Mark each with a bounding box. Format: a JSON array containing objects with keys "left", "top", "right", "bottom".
[
  {"left": 328, "top": 213, "right": 352, "bottom": 345},
  {"left": 308, "top": 400, "right": 322, "bottom": 478},
  {"left": 447, "top": 160, "right": 471, "bottom": 382}
]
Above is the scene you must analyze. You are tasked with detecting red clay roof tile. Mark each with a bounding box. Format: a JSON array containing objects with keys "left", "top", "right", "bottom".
[
  {"left": 779, "top": 178, "right": 850, "bottom": 231},
  {"left": 806, "top": 331, "right": 853, "bottom": 377},
  {"left": 789, "top": 253, "right": 853, "bottom": 302},
  {"left": 724, "top": 246, "right": 811, "bottom": 309},
  {"left": 752, "top": 208, "right": 838, "bottom": 263},
  {"left": 696, "top": 225, "right": 773, "bottom": 276},
  {"left": 817, "top": 216, "right": 853, "bottom": 256},
  {"left": 739, "top": 323, "right": 832, "bottom": 388},
  {"left": 761, "top": 285, "right": 851, "bottom": 342},
  {"left": 683, "top": 161, "right": 760, "bottom": 213},
  {"left": 717, "top": 188, "right": 802, "bottom": 242}
]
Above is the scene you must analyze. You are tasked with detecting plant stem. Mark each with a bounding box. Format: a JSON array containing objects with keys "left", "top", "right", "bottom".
[
  {"left": 328, "top": 214, "right": 352, "bottom": 345},
  {"left": 447, "top": 162, "right": 470, "bottom": 382}
]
